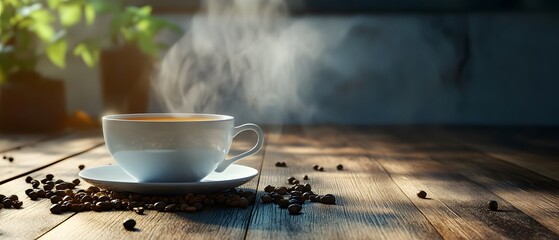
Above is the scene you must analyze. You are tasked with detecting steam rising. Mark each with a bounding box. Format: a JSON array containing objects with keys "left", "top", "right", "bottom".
[{"left": 154, "top": 0, "right": 339, "bottom": 123}]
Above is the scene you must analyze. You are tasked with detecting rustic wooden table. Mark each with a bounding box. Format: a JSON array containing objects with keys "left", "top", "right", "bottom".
[{"left": 0, "top": 126, "right": 558, "bottom": 239}]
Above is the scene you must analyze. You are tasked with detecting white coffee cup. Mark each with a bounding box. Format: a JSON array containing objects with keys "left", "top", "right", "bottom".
[{"left": 102, "top": 113, "right": 264, "bottom": 182}]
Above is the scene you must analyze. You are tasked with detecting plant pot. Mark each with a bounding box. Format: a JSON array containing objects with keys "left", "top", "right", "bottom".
[
  {"left": 100, "top": 44, "right": 152, "bottom": 114},
  {"left": 0, "top": 77, "right": 66, "bottom": 133}
]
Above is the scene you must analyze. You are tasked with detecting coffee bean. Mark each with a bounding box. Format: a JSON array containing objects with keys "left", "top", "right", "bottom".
[
  {"left": 238, "top": 197, "right": 249, "bottom": 208},
  {"left": 50, "top": 204, "right": 62, "bottom": 214},
  {"left": 154, "top": 202, "right": 166, "bottom": 212},
  {"left": 55, "top": 179, "right": 64, "bottom": 184},
  {"left": 278, "top": 199, "right": 289, "bottom": 208},
  {"left": 318, "top": 167, "right": 324, "bottom": 172},
  {"left": 25, "top": 176, "right": 33, "bottom": 183},
  {"left": 78, "top": 164, "right": 85, "bottom": 170},
  {"left": 54, "top": 190, "right": 65, "bottom": 197},
  {"left": 70, "top": 204, "right": 84, "bottom": 212},
  {"left": 309, "top": 195, "right": 319, "bottom": 202},
  {"left": 0, "top": 194, "right": 4, "bottom": 200},
  {"left": 294, "top": 185, "right": 305, "bottom": 192},
  {"left": 43, "top": 184, "right": 53, "bottom": 191},
  {"left": 164, "top": 204, "right": 177, "bottom": 212},
  {"left": 133, "top": 207, "right": 145, "bottom": 214},
  {"left": 313, "top": 165, "right": 319, "bottom": 170},
  {"left": 72, "top": 179, "right": 80, "bottom": 185},
  {"left": 292, "top": 180, "right": 300, "bottom": 185},
  {"left": 282, "top": 162, "right": 287, "bottom": 167},
  {"left": 303, "top": 183, "right": 312, "bottom": 192},
  {"left": 50, "top": 196, "right": 62, "bottom": 204},
  {"left": 81, "top": 196, "right": 93, "bottom": 203},
  {"left": 261, "top": 194, "right": 273, "bottom": 203},
  {"left": 83, "top": 202, "right": 92, "bottom": 211},
  {"left": 0, "top": 203, "right": 3, "bottom": 210},
  {"left": 2, "top": 199, "right": 12, "bottom": 208},
  {"left": 46, "top": 174, "right": 54, "bottom": 180},
  {"left": 288, "top": 204, "right": 302, "bottom": 214},
  {"left": 8, "top": 157, "right": 13, "bottom": 162},
  {"left": 55, "top": 184, "right": 67, "bottom": 190},
  {"left": 290, "top": 191, "right": 303, "bottom": 197},
  {"left": 123, "top": 219, "right": 136, "bottom": 230},
  {"left": 28, "top": 191, "right": 38, "bottom": 200},
  {"left": 488, "top": 200, "right": 499, "bottom": 211},
  {"left": 264, "top": 185, "right": 275, "bottom": 193},
  {"left": 417, "top": 190, "right": 427, "bottom": 199},
  {"left": 185, "top": 206, "right": 196, "bottom": 213},
  {"left": 62, "top": 196, "right": 73, "bottom": 202},
  {"left": 290, "top": 195, "right": 305, "bottom": 204},
  {"left": 25, "top": 189, "right": 34, "bottom": 196},
  {"left": 303, "top": 175, "right": 309, "bottom": 180},
  {"left": 12, "top": 200, "right": 22, "bottom": 209},
  {"left": 9, "top": 195, "right": 18, "bottom": 201},
  {"left": 36, "top": 189, "right": 46, "bottom": 198},
  {"left": 288, "top": 199, "right": 298, "bottom": 204},
  {"left": 275, "top": 162, "right": 282, "bottom": 167},
  {"left": 320, "top": 194, "right": 336, "bottom": 204},
  {"left": 274, "top": 186, "right": 287, "bottom": 195},
  {"left": 31, "top": 180, "right": 40, "bottom": 188}
]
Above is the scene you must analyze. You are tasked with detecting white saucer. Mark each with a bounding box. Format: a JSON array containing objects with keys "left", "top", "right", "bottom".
[{"left": 79, "top": 164, "right": 258, "bottom": 194}]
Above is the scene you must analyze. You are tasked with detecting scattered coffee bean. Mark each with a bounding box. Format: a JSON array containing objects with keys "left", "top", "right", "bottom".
[
  {"left": 50, "top": 204, "right": 62, "bottom": 214},
  {"left": 8, "top": 157, "right": 14, "bottom": 162},
  {"left": 46, "top": 174, "right": 54, "bottom": 180},
  {"left": 25, "top": 189, "right": 34, "bottom": 196},
  {"left": 303, "top": 175, "right": 309, "bottom": 180},
  {"left": 274, "top": 186, "right": 288, "bottom": 195},
  {"left": 336, "top": 164, "right": 344, "bottom": 170},
  {"left": 320, "top": 194, "right": 336, "bottom": 204},
  {"left": 25, "top": 176, "right": 33, "bottom": 183},
  {"left": 72, "top": 179, "right": 80, "bottom": 185},
  {"left": 28, "top": 191, "right": 38, "bottom": 200},
  {"left": 154, "top": 202, "right": 166, "bottom": 212},
  {"left": 313, "top": 165, "right": 319, "bottom": 170},
  {"left": 417, "top": 190, "right": 427, "bottom": 199},
  {"left": 164, "top": 204, "right": 176, "bottom": 212},
  {"left": 9, "top": 195, "right": 18, "bottom": 201},
  {"left": 123, "top": 219, "right": 136, "bottom": 230},
  {"left": 31, "top": 180, "right": 40, "bottom": 188},
  {"left": 12, "top": 200, "right": 23, "bottom": 209},
  {"left": 318, "top": 167, "right": 324, "bottom": 172},
  {"left": 288, "top": 204, "right": 302, "bottom": 214},
  {"left": 278, "top": 199, "right": 289, "bottom": 208},
  {"left": 36, "top": 190, "right": 46, "bottom": 198},
  {"left": 261, "top": 194, "right": 273, "bottom": 203},
  {"left": 264, "top": 185, "right": 275, "bottom": 193},
  {"left": 133, "top": 207, "right": 145, "bottom": 215},
  {"left": 78, "top": 164, "right": 85, "bottom": 170},
  {"left": 488, "top": 200, "right": 498, "bottom": 211},
  {"left": 292, "top": 180, "right": 300, "bottom": 185},
  {"left": 2, "top": 199, "right": 12, "bottom": 208},
  {"left": 50, "top": 196, "right": 62, "bottom": 204}
]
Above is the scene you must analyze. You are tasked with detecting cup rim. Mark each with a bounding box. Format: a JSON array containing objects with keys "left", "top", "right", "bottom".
[{"left": 102, "top": 113, "right": 234, "bottom": 122}]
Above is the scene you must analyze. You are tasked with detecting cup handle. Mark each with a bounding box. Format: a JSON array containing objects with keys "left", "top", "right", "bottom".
[{"left": 215, "top": 123, "right": 264, "bottom": 172}]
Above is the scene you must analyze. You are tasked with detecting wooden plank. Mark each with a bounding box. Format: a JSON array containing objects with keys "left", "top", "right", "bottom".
[
  {"left": 0, "top": 133, "right": 61, "bottom": 153},
  {"left": 246, "top": 127, "right": 442, "bottom": 240},
  {"left": 397, "top": 128, "right": 559, "bottom": 236},
  {"left": 39, "top": 130, "right": 265, "bottom": 240},
  {"left": 0, "top": 131, "right": 104, "bottom": 184},
  {"left": 442, "top": 127, "right": 559, "bottom": 181}
]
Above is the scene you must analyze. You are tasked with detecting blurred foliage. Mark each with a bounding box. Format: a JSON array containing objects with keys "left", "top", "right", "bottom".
[{"left": 0, "top": 0, "right": 182, "bottom": 84}]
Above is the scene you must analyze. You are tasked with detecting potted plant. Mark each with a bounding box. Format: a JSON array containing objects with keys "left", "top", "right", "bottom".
[
  {"left": 94, "top": 4, "right": 181, "bottom": 114},
  {"left": 0, "top": 0, "right": 97, "bottom": 132}
]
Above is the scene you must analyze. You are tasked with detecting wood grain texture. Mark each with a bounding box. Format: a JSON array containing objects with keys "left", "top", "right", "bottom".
[
  {"left": 0, "top": 131, "right": 103, "bottom": 183},
  {"left": 39, "top": 131, "right": 265, "bottom": 240},
  {"left": 441, "top": 128, "right": 559, "bottom": 181},
  {"left": 0, "top": 133, "right": 57, "bottom": 153},
  {"left": 395, "top": 128, "right": 559, "bottom": 236},
  {"left": 246, "top": 126, "right": 442, "bottom": 240}
]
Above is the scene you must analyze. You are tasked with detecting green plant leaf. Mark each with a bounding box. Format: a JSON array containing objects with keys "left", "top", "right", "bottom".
[
  {"left": 85, "top": 4, "right": 95, "bottom": 25},
  {"left": 46, "top": 39, "right": 67, "bottom": 68},
  {"left": 47, "top": 0, "right": 64, "bottom": 9},
  {"left": 32, "top": 23, "right": 55, "bottom": 41},
  {"left": 59, "top": 4, "right": 81, "bottom": 27},
  {"left": 73, "top": 42, "right": 99, "bottom": 68}
]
